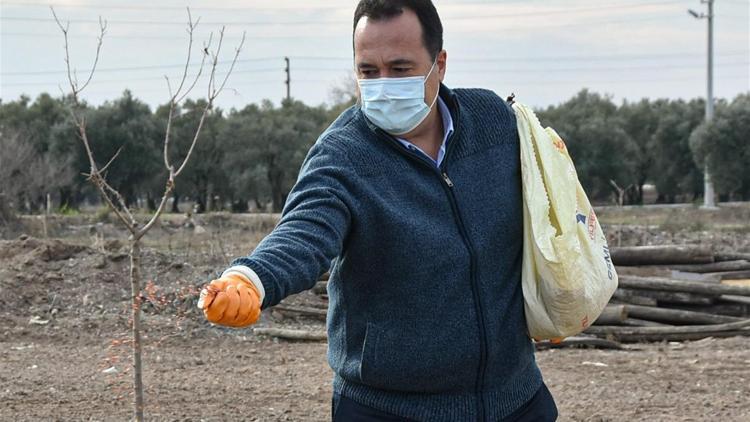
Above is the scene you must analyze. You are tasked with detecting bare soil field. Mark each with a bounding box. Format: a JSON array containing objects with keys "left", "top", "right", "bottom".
[{"left": 1, "top": 206, "right": 749, "bottom": 421}]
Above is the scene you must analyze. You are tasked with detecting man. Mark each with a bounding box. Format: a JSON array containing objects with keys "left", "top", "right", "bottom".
[{"left": 198, "top": 1, "right": 558, "bottom": 420}]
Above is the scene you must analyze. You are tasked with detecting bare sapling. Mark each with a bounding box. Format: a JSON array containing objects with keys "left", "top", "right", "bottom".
[{"left": 51, "top": 7, "right": 245, "bottom": 421}]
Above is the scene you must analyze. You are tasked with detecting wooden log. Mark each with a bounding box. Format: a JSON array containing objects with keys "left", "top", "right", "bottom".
[
  {"left": 709, "top": 270, "right": 750, "bottom": 281},
  {"left": 618, "top": 275, "right": 750, "bottom": 297},
  {"left": 611, "top": 245, "right": 714, "bottom": 266},
  {"left": 593, "top": 305, "right": 628, "bottom": 325},
  {"left": 723, "top": 279, "right": 750, "bottom": 287},
  {"left": 614, "top": 266, "right": 672, "bottom": 278},
  {"left": 621, "top": 318, "right": 672, "bottom": 327},
  {"left": 669, "top": 271, "right": 722, "bottom": 283},
  {"left": 610, "top": 289, "right": 658, "bottom": 306},
  {"left": 273, "top": 304, "right": 327, "bottom": 320},
  {"left": 715, "top": 253, "right": 750, "bottom": 262},
  {"left": 615, "top": 288, "right": 716, "bottom": 306},
  {"left": 661, "top": 302, "right": 750, "bottom": 318},
  {"left": 670, "top": 260, "right": 750, "bottom": 274},
  {"left": 589, "top": 329, "right": 750, "bottom": 342},
  {"left": 253, "top": 327, "right": 327, "bottom": 341},
  {"left": 624, "top": 304, "right": 742, "bottom": 325},
  {"left": 584, "top": 319, "right": 750, "bottom": 342},
  {"left": 534, "top": 337, "right": 623, "bottom": 350},
  {"left": 720, "top": 295, "right": 750, "bottom": 305}
]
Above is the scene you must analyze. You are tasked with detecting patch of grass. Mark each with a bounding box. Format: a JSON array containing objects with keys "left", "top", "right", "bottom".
[{"left": 57, "top": 203, "right": 80, "bottom": 216}]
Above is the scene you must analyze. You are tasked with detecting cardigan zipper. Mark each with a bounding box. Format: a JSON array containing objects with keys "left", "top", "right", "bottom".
[{"left": 374, "top": 108, "right": 490, "bottom": 422}]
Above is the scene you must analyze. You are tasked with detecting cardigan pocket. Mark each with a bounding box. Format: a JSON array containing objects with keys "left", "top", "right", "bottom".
[{"left": 359, "top": 321, "right": 475, "bottom": 393}]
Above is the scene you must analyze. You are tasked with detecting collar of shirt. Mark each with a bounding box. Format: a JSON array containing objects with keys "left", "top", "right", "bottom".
[{"left": 395, "top": 96, "right": 455, "bottom": 167}]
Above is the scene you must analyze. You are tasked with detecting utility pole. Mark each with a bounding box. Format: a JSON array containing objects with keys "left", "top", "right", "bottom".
[
  {"left": 284, "top": 56, "right": 291, "bottom": 102},
  {"left": 688, "top": 0, "right": 717, "bottom": 208}
]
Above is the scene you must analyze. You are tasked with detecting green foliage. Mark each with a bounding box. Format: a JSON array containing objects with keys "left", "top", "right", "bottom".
[
  {"left": 0, "top": 94, "right": 76, "bottom": 212},
  {"left": 536, "top": 89, "right": 717, "bottom": 204},
  {"left": 58, "top": 203, "right": 79, "bottom": 216},
  {"left": 690, "top": 94, "right": 750, "bottom": 200},
  {"left": 537, "top": 90, "right": 638, "bottom": 202},
  {"left": 651, "top": 99, "right": 705, "bottom": 202},
  {"left": 1, "top": 87, "right": 745, "bottom": 212},
  {"left": 220, "top": 98, "right": 330, "bottom": 212},
  {"left": 155, "top": 99, "right": 227, "bottom": 213}
]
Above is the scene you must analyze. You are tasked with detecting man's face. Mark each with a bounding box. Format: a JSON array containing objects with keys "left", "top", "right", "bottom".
[{"left": 353, "top": 8, "right": 445, "bottom": 100}]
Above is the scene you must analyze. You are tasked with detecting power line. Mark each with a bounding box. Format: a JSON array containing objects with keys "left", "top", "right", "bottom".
[
  {"left": 0, "top": 1, "right": 349, "bottom": 11},
  {"left": 2, "top": 52, "right": 747, "bottom": 78},
  {"left": 454, "top": 60, "right": 749, "bottom": 73},
  {"left": 482, "top": 74, "right": 750, "bottom": 86},
  {"left": 0, "top": 1, "right": 687, "bottom": 26},
  {"left": 0, "top": 0, "right": 684, "bottom": 19},
  {"left": 2, "top": 61, "right": 747, "bottom": 87},
  {"left": 0, "top": 31, "right": 336, "bottom": 40},
  {"left": 0, "top": 15, "right": 698, "bottom": 40},
  {"left": 0, "top": 57, "right": 285, "bottom": 76}
]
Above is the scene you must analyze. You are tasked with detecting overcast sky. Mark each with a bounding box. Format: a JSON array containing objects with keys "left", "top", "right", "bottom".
[{"left": 1, "top": 0, "right": 748, "bottom": 111}]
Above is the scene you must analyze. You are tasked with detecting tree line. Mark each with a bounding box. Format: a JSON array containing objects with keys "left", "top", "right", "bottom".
[{"left": 0, "top": 89, "right": 747, "bottom": 218}]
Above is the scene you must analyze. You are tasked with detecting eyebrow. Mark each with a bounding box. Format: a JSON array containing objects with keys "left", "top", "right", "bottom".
[{"left": 356, "top": 58, "right": 416, "bottom": 68}]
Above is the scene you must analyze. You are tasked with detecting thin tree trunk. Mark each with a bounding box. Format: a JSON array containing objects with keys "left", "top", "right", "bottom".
[
  {"left": 206, "top": 182, "right": 214, "bottom": 212},
  {"left": 171, "top": 192, "right": 180, "bottom": 213},
  {"left": 130, "top": 240, "right": 144, "bottom": 421}
]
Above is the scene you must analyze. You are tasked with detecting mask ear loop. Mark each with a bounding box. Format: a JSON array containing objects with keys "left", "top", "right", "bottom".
[{"left": 424, "top": 58, "right": 440, "bottom": 109}]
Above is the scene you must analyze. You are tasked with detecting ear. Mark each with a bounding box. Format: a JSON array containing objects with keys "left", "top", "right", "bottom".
[{"left": 437, "top": 50, "right": 447, "bottom": 82}]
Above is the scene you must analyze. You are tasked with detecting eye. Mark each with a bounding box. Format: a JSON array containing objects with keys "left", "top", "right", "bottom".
[
  {"left": 393, "top": 67, "right": 410, "bottom": 73},
  {"left": 360, "top": 69, "right": 377, "bottom": 78}
]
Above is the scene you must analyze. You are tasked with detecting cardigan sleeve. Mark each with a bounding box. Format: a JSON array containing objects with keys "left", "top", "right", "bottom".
[{"left": 226, "top": 139, "right": 354, "bottom": 309}]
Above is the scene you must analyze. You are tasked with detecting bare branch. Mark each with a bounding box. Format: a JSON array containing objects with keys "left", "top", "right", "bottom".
[
  {"left": 164, "top": 11, "right": 209, "bottom": 173},
  {"left": 136, "top": 178, "right": 175, "bottom": 240},
  {"left": 213, "top": 31, "right": 246, "bottom": 97},
  {"left": 99, "top": 146, "right": 123, "bottom": 174},
  {"left": 88, "top": 174, "right": 136, "bottom": 232},
  {"left": 207, "top": 27, "right": 226, "bottom": 98},
  {"left": 51, "top": 7, "right": 78, "bottom": 99},
  {"left": 145, "top": 20, "right": 244, "bottom": 236},
  {"left": 171, "top": 8, "right": 196, "bottom": 100},
  {"left": 174, "top": 26, "right": 243, "bottom": 177},
  {"left": 175, "top": 35, "right": 210, "bottom": 104},
  {"left": 163, "top": 100, "right": 176, "bottom": 172},
  {"left": 53, "top": 7, "right": 135, "bottom": 233},
  {"left": 78, "top": 127, "right": 136, "bottom": 231},
  {"left": 100, "top": 176, "right": 136, "bottom": 226},
  {"left": 174, "top": 105, "right": 211, "bottom": 177},
  {"left": 77, "top": 16, "right": 107, "bottom": 92}
]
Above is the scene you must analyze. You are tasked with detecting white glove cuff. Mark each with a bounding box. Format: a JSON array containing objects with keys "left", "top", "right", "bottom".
[{"left": 221, "top": 265, "right": 266, "bottom": 303}]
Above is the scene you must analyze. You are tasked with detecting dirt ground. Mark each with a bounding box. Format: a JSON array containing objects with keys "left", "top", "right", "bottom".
[{"left": 1, "top": 208, "right": 749, "bottom": 421}]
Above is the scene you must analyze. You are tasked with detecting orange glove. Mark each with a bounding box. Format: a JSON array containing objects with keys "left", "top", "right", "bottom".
[{"left": 198, "top": 273, "right": 261, "bottom": 327}]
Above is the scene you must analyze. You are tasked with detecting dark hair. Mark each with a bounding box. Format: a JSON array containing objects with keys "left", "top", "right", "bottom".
[{"left": 353, "top": 0, "right": 443, "bottom": 60}]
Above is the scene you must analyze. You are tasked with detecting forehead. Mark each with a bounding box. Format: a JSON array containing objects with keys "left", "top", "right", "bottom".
[{"left": 353, "top": 9, "right": 430, "bottom": 65}]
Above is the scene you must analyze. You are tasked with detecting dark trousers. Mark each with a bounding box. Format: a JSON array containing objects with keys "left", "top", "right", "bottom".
[{"left": 332, "top": 383, "right": 558, "bottom": 421}]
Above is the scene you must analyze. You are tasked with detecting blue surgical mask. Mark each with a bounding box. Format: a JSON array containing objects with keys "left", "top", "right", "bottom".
[{"left": 358, "top": 60, "right": 439, "bottom": 136}]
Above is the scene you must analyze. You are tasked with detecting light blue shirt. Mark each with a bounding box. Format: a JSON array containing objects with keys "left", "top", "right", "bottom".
[{"left": 395, "top": 97, "right": 454, "bottom": 167}]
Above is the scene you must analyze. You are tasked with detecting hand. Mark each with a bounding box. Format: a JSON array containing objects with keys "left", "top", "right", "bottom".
[{"left": 198, "top": 273, "right": 261, "bottom": 327}]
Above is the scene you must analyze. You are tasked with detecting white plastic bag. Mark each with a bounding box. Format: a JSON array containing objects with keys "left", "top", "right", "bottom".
[{"left": 513, "top": 102, "right": 618, "bottom": 340}]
